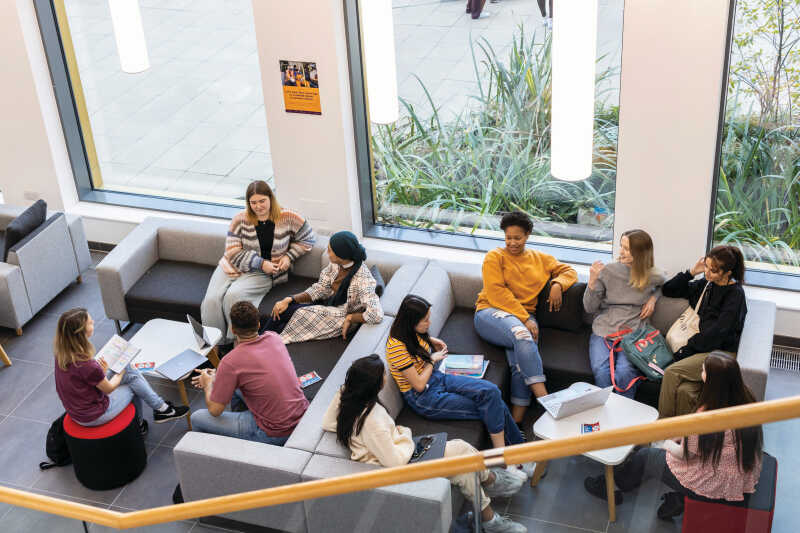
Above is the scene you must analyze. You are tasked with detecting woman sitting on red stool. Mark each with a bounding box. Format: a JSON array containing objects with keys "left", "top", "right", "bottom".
[
  {"left": 54, "top": 308, "right": 189, "bottom": 434},
  {"left": 583, "top": 352, "right": 763, "bottom": 520}
]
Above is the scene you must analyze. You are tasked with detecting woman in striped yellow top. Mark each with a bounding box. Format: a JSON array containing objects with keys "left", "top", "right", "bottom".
[{"left": 386, "top": 295, "right": 524, "bottom": 449}]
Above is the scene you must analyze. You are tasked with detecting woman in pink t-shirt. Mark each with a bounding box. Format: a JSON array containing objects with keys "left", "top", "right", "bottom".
[
  {"left": 54, "top": 308, "right": 189, "bottom": 434},
  {"left": 583, "top": 352, "right": 763, "bottom": 520}
]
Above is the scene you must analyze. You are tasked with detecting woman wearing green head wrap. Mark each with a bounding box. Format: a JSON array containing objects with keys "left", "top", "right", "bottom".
[{"left": 266, "top": 231, "right": 383, "bottom": 343}]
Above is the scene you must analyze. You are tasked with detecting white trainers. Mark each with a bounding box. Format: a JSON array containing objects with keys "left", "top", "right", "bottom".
[
  {"left": 506, "top": 465, "right": 527, "bottom": 481},
  {"left": 484, "top": 467, "right": 524, "bottom": 498},
  {"left": 482, "top": 513, "right": 528, "bottom": 533}
]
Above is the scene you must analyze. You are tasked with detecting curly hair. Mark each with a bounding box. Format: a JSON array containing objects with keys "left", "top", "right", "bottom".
[{"left": 500, "top": 211, "right": 533, "bottom": 234}]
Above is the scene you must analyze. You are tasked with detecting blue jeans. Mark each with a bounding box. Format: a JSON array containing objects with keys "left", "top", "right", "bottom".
[
  {"left": 403, "top": 372, "right": 524, "bottom": 445},
  {"left": 80, "top": 365, "right": 164, "bottom": 426},
  {"left": 588, "top": 333, "right": 641, "bottom": 399},
  {"left": 474, "top": 308, "right": 545, "bottom": 406},
  {"left": 190, "top": 390, "right": 289, "bottom": 445}
]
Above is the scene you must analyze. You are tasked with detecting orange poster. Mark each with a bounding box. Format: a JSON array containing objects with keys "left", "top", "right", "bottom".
[{"left": 280, "top": 60, "right": 321, "bottom": 115}]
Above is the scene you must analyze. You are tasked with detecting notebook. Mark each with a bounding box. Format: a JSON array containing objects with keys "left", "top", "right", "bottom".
[
  {"left": 409, "top": 432, "right": 448, "bottom": 463},
  {"left": 155, "top": 348, "right": 208, "bottom": 381}
]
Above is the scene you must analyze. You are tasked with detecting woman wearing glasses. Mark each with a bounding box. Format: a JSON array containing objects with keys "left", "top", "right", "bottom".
[
  {"left": 386, "top": 295, "right": 525, "bottom": 451},
  {"left": 658, "top": 245, "right": 748, "bottom": 417},
  {"left": 323, "top": 355, "right": 528, "bottom": 533}
]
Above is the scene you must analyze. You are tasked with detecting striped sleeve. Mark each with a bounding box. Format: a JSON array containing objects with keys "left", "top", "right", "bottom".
[
  {"left": 224, "top": 213, "right": 264, "bottom": 273},
  {"left": 281, "top": 210, "right": 315, "bottom": 262},
  {"left": 386, "top": 337, "right": 415, "bottom": 372}
]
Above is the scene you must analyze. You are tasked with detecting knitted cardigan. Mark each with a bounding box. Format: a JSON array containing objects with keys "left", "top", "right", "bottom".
[{"left": 220, "top": 209, "right": 315, "bottom": 283}]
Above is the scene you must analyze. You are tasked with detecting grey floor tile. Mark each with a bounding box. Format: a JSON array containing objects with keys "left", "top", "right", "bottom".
[
  {"left": 139, "top": 380, "right": 196, "bottom": 447},
  {"left": 505, "top": 513, "right": 604, "bottom": 533},
  {"left": 32, "top": 460, "right": 123, "bottom": 507},
  {"left": 764, "top": 369, "right": 798, "bottom": 400},
  {"left": 1, "top": 312, "right": 61, "bottom": 365},
  {"left": 505, "top": 456, "right": 610, "bottom": 532},
  {"left": 604, "top": 478, "right": 680, "bottom": 533},
  {"left": 91, "top": 509, "right": 195, "bottom": 533},
  {"left": 111, "top": 446, "right": 179, "bottom": 510},
  {"left": 0, "top": 505, "right": 89, "bottom": 533},
  {"left": 12, "top": 370, "right": 63, "bottom": 424},
  {"left": 90, "top": 251, "right": 108, "bottom": 267},
  {"left": 0, "top": 359, "right": 52, "bottom": 415},
  {"left": 40, "top": 277, "right": 108, "bottom": 321},
  {"left": 0, "top": 416, "right": 49, "bottom": 486}
]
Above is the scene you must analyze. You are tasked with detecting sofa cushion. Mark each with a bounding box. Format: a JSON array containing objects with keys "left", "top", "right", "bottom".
[
  {"left": 257, "top": 275, "right": 318, "bottom": 317},
  {"left": 370, "top": 264, "right": 385, "bottom": 297},
  {"left": 537, "top": 326, "right": 594, "bottom": 388},
  {"left": 287, "top": 337, "right": 350, "bottom": 401},
  {"left": 535, "top": 281, "right": 587, "bottom": 332},
  {"left": 126, "top": 260, "right": 215, "bottom": 323},
  {"left": 3, "top": 199, "right": 46, "bottom": 262},
  {"left": 396, "top": 407, "right": 489, "bottom": 451}
]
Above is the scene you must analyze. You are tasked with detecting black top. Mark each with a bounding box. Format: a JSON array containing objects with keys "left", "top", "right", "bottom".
[
  {"left": 255, "top": 219, "right": 275, "bottom": 261},
  {"left": 662, "top": 270, "right": 747, "bottom": 358}
]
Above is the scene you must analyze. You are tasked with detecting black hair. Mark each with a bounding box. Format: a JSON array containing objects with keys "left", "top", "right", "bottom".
[
  {"left": 230, "top": 301, "right": 260, "bottom": 336},
  {"left": 500, "top": 211, "right": 533, "bottom": 234},
  {"left": 336, "top": 355, "right": 386, "bottom": 447},
  {"left": 706, "top": 245, "right": 745, "bottom": 284},
  {"left": 687, "top": 352, "right": 763, "bottom": 473},
  {"left": 390, "top": 294, "right": 434, "bottom": 364}
]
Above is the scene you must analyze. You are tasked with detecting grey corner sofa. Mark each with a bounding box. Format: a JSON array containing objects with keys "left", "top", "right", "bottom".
[
  {"left": 98, "top": 216, "right": 776, "bottom": 533},
  {"left": 0, "top": 203, "right": 91, "bottom": 334}
]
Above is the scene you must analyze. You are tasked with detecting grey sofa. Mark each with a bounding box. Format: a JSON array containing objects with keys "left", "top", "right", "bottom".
[
  {"left": 99, "top": 217, "right": 776, "bottom": 533},
  {"left": 0, "top": 203, "right": 91, "bottom": 333}
]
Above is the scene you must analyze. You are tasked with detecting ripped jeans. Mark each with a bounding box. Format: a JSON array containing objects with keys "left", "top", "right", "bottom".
[{"left": 474, "top": 308, "right": 545, "bottom": 406}]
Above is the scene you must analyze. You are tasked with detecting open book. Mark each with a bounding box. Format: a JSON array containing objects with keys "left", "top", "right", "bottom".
[{"left": 95, "top": 335, "right": 140, "bottom": 374}]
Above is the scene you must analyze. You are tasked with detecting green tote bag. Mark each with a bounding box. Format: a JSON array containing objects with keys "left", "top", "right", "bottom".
[{"left": 605, "top": 325, "right": 674, "bottom": 393}]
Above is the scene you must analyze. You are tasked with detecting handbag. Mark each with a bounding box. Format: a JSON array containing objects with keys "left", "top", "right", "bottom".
[
  {"left": 605, "top": 325, "right": 674, "bottom": 392},
  {"left": 665, "top": 282, "right": 710, "bottom": 353}
]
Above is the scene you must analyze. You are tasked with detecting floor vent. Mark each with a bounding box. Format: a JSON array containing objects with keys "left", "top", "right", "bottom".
[{"left": 771, "top": 345, "right": 800, "bottom": 372}]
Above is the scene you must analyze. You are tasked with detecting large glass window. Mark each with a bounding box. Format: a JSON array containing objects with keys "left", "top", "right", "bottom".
[
  {"left": 349, "top": 0, "right": 624, "bottom": 259},
  {"left": 37, "top": 0, "right": 272, "bottom": 212},
  {"left": 713, "top": 0, "right": 800, "bottom": 287}
]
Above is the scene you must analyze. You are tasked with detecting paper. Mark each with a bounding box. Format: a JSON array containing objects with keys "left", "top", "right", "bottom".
[
  {"left": 439, "top": 359, "right": 489, "bottom": 379},
  {"left": 95, "top": 335, "right": 140, "bottom": 374},
  {"left": 299, "top": 371, "right": 322, "bottom": 388},
  {"left": 444, "top": 354, "right": 483, "bottom": 370}
]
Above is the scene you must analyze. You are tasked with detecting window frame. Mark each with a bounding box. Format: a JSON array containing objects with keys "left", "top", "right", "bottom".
[
  {"left": 708, "top": 0, "right": 800, "bottom": 291},
  {"left": 33, "top": 0, "right": 241, "bottom": 220},
  {"left": 342, "top": 0, "right": 613, "bottom": 265}
]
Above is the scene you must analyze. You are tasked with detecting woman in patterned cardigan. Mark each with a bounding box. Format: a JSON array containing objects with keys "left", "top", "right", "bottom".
[
  {"left": 201, "top": 180, "right": 315, "bottom": 342},
  {"left": 265, "top": 231, "right": 383, "bottom": 344}
]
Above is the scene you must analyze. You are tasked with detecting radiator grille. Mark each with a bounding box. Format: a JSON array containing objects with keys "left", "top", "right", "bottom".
[{"left": 771, "top": 345, "right": 800, "bottom": 372}]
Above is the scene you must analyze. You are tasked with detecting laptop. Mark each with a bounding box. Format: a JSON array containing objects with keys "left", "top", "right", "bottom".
[
  {"left": 187, "top": 314, "right": 213, "bottom": 350},
  {"left": 537, "top": 383, "right": 613, "bottom": 420}
]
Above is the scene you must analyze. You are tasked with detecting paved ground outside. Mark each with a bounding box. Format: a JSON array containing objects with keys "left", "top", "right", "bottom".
[{"left": 63, "top": 0, "right": 623, "bottom": 205}]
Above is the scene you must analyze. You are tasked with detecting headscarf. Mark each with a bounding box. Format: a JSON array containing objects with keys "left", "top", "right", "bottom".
[{"left": 326, "top": 231, "right": 367, "bottom": 307}]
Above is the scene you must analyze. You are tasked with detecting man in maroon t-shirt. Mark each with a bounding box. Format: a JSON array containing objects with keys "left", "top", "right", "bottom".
[{"left": 190, "top": 301, "right": 309, "bottom": 444}]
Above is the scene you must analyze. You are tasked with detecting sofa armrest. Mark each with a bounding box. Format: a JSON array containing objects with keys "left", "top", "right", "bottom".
[
  {"left": 96, "top": 219, "right": 159, "bottom": 322},
  {"left": 0, "top": 263, "right": 33, "bottom": 329},
  {"left": 736, "top": 299, "right": 775, "bottom": 401},
  {"left": 174, "top": 432, "right": 310, "bottom": 533},
  {"left": 301, "top": 453, "right": 452, "bottom": 533},
  {"left": 409, "top": 262, "right": 456, "bottom": 337},
  {"left": 292, "top": 234, "right": 327, "bottom": 279},
  {"left": 63, "top": 214, "right": 92, "bottom": 273}
]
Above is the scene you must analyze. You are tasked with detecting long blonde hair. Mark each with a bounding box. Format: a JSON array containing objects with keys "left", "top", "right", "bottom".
[
  {"left": 54, "top": 308, "right": 95, "bottom": 371},
  {"left": 245, "top": 180, "right": 282, "bottom": 225},
  {"left": 622, "top": 229, "right": 655, "bottom": 290}
]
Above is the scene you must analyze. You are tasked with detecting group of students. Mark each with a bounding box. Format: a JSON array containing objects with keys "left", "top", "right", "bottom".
[{"left": 52, "top": 181, "right": 763, "bottom": 530}]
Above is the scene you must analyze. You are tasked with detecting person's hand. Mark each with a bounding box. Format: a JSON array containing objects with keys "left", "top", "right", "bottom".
[
  {"left": 431, "top": 349, "right": 448, "bottom": 363},
  {"left": 525, "top": 318, "right": 539, "bottom": 342},
  {"left": 98, "top": 357, "right": 109, "bottom": 373},
  {"left": 690, "top": 256, "right": 706, "bottom": 277},
  {"left": 430, "top": 337, "right": 448, "bottom": 352},
  {"left": 341, "top": 314, "right": 353, "bottom": 340},
  {"left": 640, "top": 295, "right": 657, "bottom": 319},
  {"left": 588, "top": 260, "right": 605, "bottom": 289},
  {"left": 261, "top": 260, "right": 277, "bottom": 275},
  {"left": 191, "top": 368, "right": 215, "bottom": 390},
  {"left": 272, "top": 255, "right": 291, "bottom": 273},
  {"left": 548, "top": 282, "right": 563, "bottom": 312},
  {"left": 272, "top": 297, "right": 291, "bottom": 320}
]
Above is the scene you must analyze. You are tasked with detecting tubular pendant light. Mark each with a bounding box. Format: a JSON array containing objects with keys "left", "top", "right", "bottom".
[
  {"left": 360, "top": 0, "right": 399, "bottom": 124},
  {"left": 550, "top": 0, "right": 598, "bottom": 181},
  {"left": 108, "top": 0, "right": 150, "bottom": 74}
]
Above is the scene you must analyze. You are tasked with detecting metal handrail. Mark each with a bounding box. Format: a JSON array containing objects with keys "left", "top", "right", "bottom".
[{"left": 2, "top": 395, "right": 797, "bottom": 530}]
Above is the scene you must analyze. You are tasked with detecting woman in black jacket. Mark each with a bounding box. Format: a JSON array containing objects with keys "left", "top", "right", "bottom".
[{"left": 658, "top": 245, "right": 747, "bottom": 417}]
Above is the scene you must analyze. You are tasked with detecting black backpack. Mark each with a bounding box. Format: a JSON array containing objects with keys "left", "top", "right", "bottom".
[{"left": 39, "top": 413, "right": 71, "bottom": 470}]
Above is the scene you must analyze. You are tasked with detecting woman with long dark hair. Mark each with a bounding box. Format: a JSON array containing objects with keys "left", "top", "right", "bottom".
[
  {"left": 585, "top": 352, "right": 763, "bottom": 520},
  {"left": 659, "top": 245, "right": 748, "bottom": 417},
  {"left": 386, "top": 295, "right": 524, "bottom": 450},
  {"left": 322, "top": 355, "right": 528, "bottom": 533},
  {"left": 201, "top": 180, "right": 315, "bottom": 342}
]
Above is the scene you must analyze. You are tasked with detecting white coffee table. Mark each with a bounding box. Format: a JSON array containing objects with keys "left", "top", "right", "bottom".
[
  {"left": 531, "top": 391, "right": 659, "bottom": 522},
  {"left": 129, "top": 318, "right": 222, "bottom": 429}
]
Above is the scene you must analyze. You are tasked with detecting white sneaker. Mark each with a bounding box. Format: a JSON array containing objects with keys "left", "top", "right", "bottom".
[
  {"left": 484, "top": 467, "right": 525, "bottom": 498},
  {"left": 506, "top": 465, "right": 527, "bottom": 481},
  {"left": 482, "top": 513, "right": 528, "bottom": 533},
  {"left": 519, "top": 462, "right": 537, "bottom": 479},
  {"left": 477, "top": 10, "right": 491, "bottom": 19}
]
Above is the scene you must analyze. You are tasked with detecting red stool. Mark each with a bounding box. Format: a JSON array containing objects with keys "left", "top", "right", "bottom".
[
  {"left": 63, "top": 403, "right": 147, "bottom": 490},
  {"left": 682, "top": 453, "right": 777, "bottom": 533}
]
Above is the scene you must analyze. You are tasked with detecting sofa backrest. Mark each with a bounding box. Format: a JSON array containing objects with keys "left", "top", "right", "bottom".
[{"left": 157, "top": 218, "right": 227, "bottom": 265}]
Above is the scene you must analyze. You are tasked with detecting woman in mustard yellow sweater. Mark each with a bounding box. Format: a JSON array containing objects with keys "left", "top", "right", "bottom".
[{"left": 474, "top": 211, "right": 577, "bottom": 423}]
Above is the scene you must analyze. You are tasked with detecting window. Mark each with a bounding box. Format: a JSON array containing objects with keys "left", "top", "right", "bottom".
[
  {"left": 346, "top": 1, "right": 624, "bottom": 261},
  {"left": 34, "top": 0, "right": 273, "bottom": 216},
  {"left": 712, "top": 0, "right": 800, "bottom": 289}
]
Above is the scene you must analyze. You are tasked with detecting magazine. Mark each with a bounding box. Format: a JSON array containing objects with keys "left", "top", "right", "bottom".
[
  {"left": 443, "top": 354, "right": 483, "bottom": 370},
  {"left": 95, "top": 334, "right": 141, "bottom": 374},
  {"left": 439, "top": 358, "right": 489, "bottom": 379}
]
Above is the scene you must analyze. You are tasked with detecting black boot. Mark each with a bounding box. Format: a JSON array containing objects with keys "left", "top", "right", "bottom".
[
  {"left": 656, "top": 492, "right": 685, "bottom": 520},
  {"left": 584, "top": 475, "right": 623, "bottom": 505}
]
